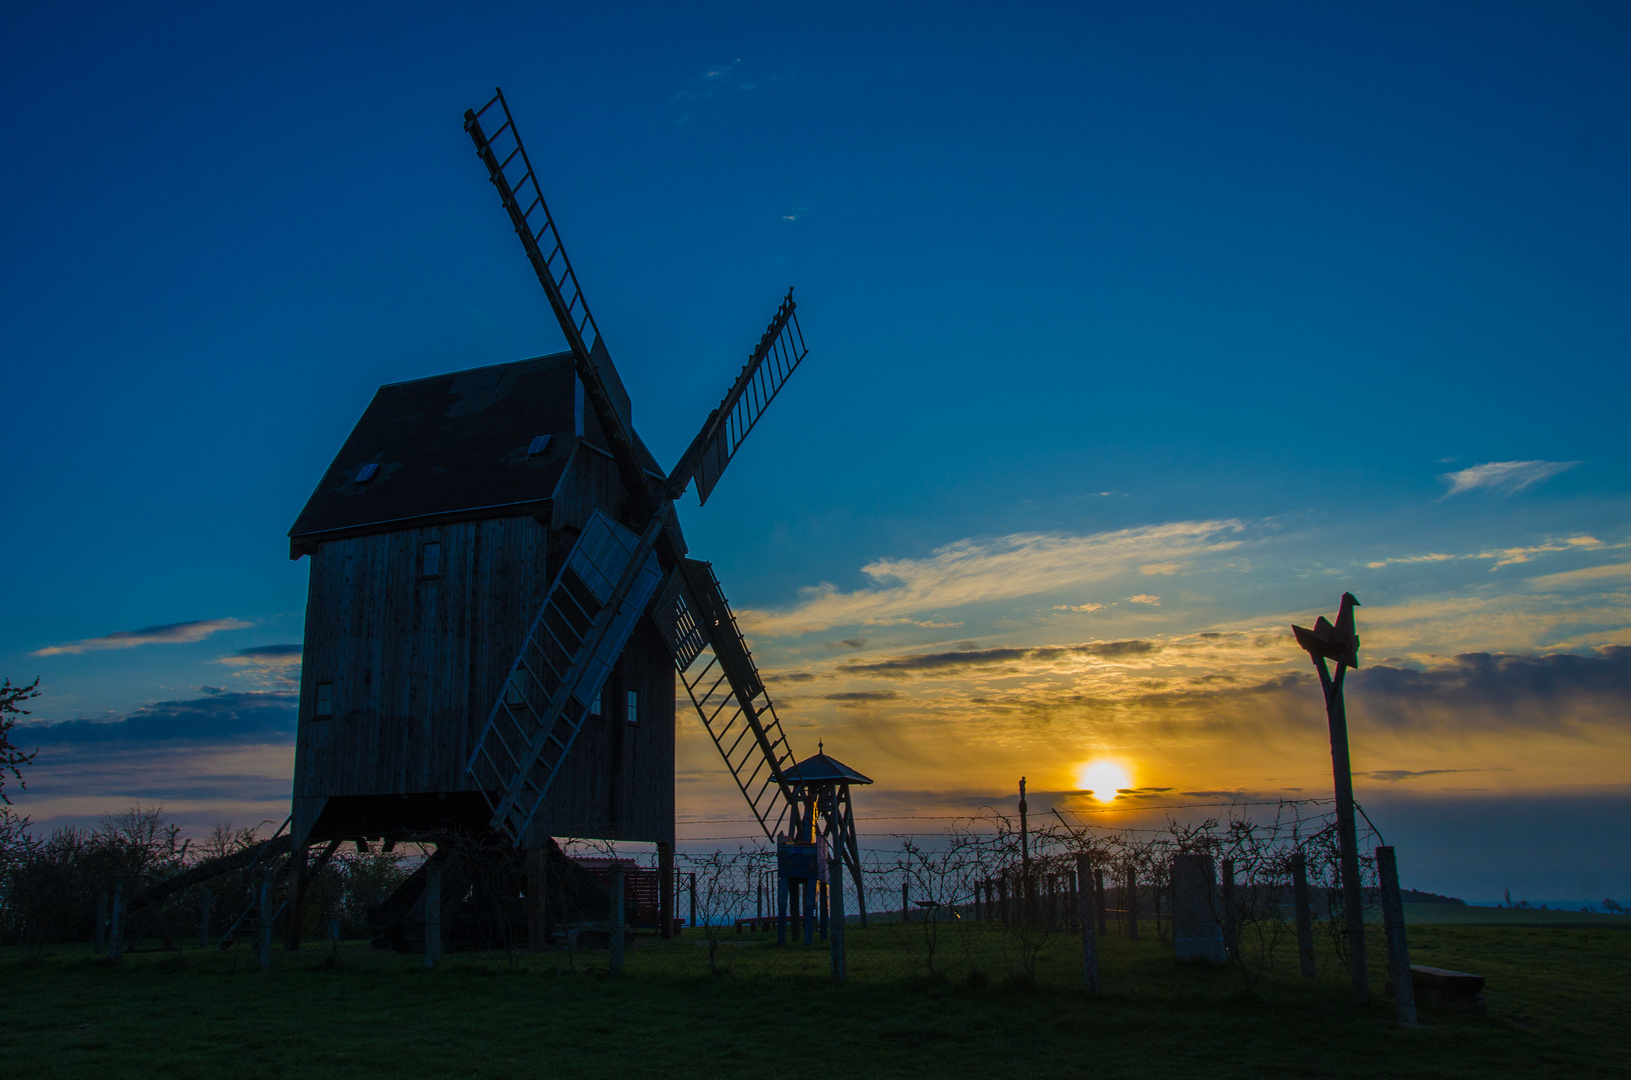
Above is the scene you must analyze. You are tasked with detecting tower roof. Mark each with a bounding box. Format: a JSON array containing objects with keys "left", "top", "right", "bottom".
[
  {"left": 781, "top": 750, "right": 872, "bottom": 785},
  {"left": 288, "top": 352, "right": 663, "bottom": 550}
]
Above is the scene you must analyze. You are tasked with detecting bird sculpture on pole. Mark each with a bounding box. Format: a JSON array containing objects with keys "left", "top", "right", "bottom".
[{"left": 1293, "top": 592, "right": 1369, "bottom": 1004}]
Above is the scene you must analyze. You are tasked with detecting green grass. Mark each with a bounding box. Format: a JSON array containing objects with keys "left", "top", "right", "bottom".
[{"left": 2, "top": 922, "right": 1626, "bottom": 1079}]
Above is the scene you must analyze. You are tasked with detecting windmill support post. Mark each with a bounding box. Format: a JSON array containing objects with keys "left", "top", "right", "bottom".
[
  {"left": 526, "top": 846, "right": 549, "bottom": 950},
  {"left": 1377, "top": 847, "right": 1417, "bottom": 1024},
  {"left": 609, "top": 868, "right": 626, "bottom": 976},
  {"left": 1292, "top": 852, "right": 1317, "bottom": 978},
  {"left": 423, "top": 857, "right": 442, "bottom": 969},
  {"left": 1076, "top": 854, "right": 1099, "bottom": 994}
]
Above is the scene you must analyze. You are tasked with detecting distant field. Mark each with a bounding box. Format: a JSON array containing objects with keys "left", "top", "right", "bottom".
[
  {"left": 1404, "top": 903, "right": 1631, "bottom": 927},
  {"left": 2, "top": 922, "right": 1625, "bottom": 1079}
]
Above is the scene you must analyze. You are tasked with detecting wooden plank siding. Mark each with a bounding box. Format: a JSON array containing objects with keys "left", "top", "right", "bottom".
[{"left": 293, "top": 511, "right": 674, "bottom": 847}]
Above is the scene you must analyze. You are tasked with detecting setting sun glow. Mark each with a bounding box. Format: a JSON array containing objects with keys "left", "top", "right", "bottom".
[{"left": 1076, "top": 761, "right": 1133, "bottom": 802}]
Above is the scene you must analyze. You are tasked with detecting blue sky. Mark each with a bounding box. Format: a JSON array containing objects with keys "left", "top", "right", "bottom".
[{"left": 4, "top": 2, "right": 1629, "bottom": 901}]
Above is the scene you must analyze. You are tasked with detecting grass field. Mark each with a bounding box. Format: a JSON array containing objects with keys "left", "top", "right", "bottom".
[{"left": 3, "top": 922, "right": 1625, "bottom": 1079}]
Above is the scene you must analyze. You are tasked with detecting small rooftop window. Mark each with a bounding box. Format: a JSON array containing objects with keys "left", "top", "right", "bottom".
[
  {"left": 354, "top": 463, "right": 379, "bottom": 483},
  {"left": 528, "top": 435, "right": 551, "bottom": 456},
  {"left": 421, "top": 541, "right": 442, "bottom": 578}
]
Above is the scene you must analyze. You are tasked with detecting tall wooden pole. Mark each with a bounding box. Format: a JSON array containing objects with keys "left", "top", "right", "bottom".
[{"left": 1318, "top": 655, "right": 1369, "bottom": 1003}]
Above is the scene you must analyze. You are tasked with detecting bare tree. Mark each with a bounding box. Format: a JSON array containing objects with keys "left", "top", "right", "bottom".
[{"left": 0, "top": 678, "right": 40, "bottom": 805}]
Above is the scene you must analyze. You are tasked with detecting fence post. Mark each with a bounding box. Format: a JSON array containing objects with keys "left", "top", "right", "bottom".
[
  {"left": 199, "top": 888, "right": 213, "bottom": 951},
  {"left": 997, "top": 876, "right": 1009, "bottom": 925},
  {"left": 1127, "top": 865, "right": 1140, "bottom": 941},
  {"left": 609, "top": 867, "right": 625, "bottom": 976},
  {"left": 901, "top": 880, "right": 909, "bottom": 923},
  {"left": 778, "top": 868, "right": 789, "bottom": 945},
  {"left": 284, "top": 844, "right": 306, "bottom": 953},
  {"left": 1376, "top": 846, "right": 1417, "bottom": 1024},
  {"left": 657, "top": 842, "right": 673, "bottom": 940},
  {"left": 256, "top": 867, "right": 273, "bottom": 971},
  {"left": 1095, "top": 867, "right": 1107, "bottom": 937},
  {"left": 1221, "top": 858, "right": 1237, "bottom": 959},
  {"left": 688, "top": 872, "right": 697, "bottom": 933},
  {"left": 94, "top": 888, "right": 109, "bottom": 954},
  {"left": 1076, "top": 854, "right": 1099, "bottom": 994},
  {"left": 423, "top": 856, "right": 442, "bottom": 969},
  {"left": 818, "top": 878, "right": 829, "bottom": 940},
  {"left": 108, "top": 880, "right": 125, "bottom": 963},
  {"left": 1291, "top": 852, "right": 1316, "bottom": 978},
  {"left": 830, "top": 857, "right": 847, "bottom": 984}
]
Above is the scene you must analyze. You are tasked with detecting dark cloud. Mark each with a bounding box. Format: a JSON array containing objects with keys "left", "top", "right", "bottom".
[
  {"left": 773, "top": 670, "right": 819, "bottom": 683},
  {"left": 1353, "top": 647, "right": 1631, "bottom": 732},
  {"left": 17, "top": 691, "right": 297, "bottom": 748},
  {"left": 227, "top": 644, "right": 302, "bottom": 660},
  {"left": 822, "top": 639, "right": 867, "bottom": 651},
  {"left": 822, "top": 690, "right": 901, "bottom": 707},
  {"left": 1364, "top": 769, "right": 1480, "bottom": 783},
  {"left": 840, "top": 640, "right": 1158, "bottom": 679}
]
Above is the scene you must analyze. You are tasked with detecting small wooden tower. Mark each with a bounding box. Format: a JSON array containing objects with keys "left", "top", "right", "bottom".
[{"left": 775, "top": 745, "right": 872, "bottom": 943}]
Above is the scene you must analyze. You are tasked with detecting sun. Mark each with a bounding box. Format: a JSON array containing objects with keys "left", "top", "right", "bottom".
[{"left": 1076, "top": 760, "right": 1133, "bottom": 803}]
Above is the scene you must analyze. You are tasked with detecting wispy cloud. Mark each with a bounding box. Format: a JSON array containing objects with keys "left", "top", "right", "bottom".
[
  {"left": 739, "top": 520, "right": 1245, "bottom": 637},
  {"left": 1525, "top": 561, "right": 1631, "bottom": 590},
  {"left": 1438, "top": 460, "right": 1580, "bottom": 498},
  {"left": 1366, "top": 535, "right": 1606, "bottom": 571},
  {"left": 1125, "top": 594, "right": 1161, "bottom": 606},
  {"left": 33, "top": 618, "right": 251, "bottom": 657}
]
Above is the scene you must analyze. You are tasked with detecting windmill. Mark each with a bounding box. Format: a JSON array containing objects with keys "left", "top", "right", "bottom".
[{"left": 124, "top": 87, "right": 870, "bottom": 957}]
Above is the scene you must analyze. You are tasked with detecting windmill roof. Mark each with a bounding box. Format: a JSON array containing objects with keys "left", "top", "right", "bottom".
[
  {"left": 781, "top": 752, "right": 873, "bottom": 785},
  {"left": 288, "top": 352, "right": 664, "bottom": 547}
]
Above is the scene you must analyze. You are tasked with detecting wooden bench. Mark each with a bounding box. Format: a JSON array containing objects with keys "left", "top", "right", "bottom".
[
  {"left": 1411, "top": 965, "right": 1485, "bottom": 999},
  {"left": 733, "top": 916, "right": 780, "bottom": 933}
]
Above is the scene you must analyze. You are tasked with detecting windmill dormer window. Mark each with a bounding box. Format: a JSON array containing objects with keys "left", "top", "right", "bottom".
[
  {"left": 626, "top": 689, "right": 639, "bottom": 725},
  {"left": 528, "top": 435, "right": 551, "bottom": 456},
  {"left": 421, "top": 541, "right": 442, "bottom": 578},
  {"left": 314, "top": 682, "right": 334, "bottom": 719},
  {"left": 354, "top": 463, "right": 379, "bottom": 483}
]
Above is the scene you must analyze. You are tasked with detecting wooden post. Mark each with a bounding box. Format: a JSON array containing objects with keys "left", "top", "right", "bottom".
[
  {"left": 996, "top": 876, "right": 1008, "bottom": 925},
  {"left": 1127, "top": 865, "right": 1140, "bottom": 941},
  {"left": 526, "top": 846, "right": 549, "bottom": 951},
  {"left": 657, "top": 842, "right": 673, "bottom": 940},
  {"left": 901, "top": 880, "right": 909, "bottom": 923},
  {"left": 108, "top": 880, "right": 125, "bottom": 963},
  {"left": 94, "top": 888, "right": 108, "bottom": 954},
  {"left": 1018, "top": 777, "right": 1030, "bottom": 926},
  {"left": 423, "top": 856, "right": 442, "bottom": 969},
  {"left": 256, "top": 868, "right": 273, "bottom": 970},
  {"left": 609, "top": 867, "right": 626, "bottom": 976},
  {"left": 199, "top": 888, "right": 213, "bottom": 951},
  {"left": 1095, "top": 867, "right": 1107, "bottom": 937},
  {"left": 1292, "top": 852, "right": 1317, "bottom": 978},
  {"left": 284, "top": 844, "right": 306, "bottom": 953},
  {"left": 688, "top": 872, "right": 697, "bottom": 933},
  {"left": 777, "top": 869, "right": 789, "bottom": 945},
  {"left": 1221, "top": 858, "right": 1237, "bottom": 959},
  {"left": 1076, "top": 854, "right": 1099, "bottom": 994},
  {"left": 829, "top": 848, "right": 847, "bottom": 984},
  {"left": 818, "top": 878, "right": 828, "bottom": 940},
  {"left": 1376, "top": 846, "right": 1417, "bottom": 1024}
]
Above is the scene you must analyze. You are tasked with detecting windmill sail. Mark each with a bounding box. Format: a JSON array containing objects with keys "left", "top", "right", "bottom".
[
  {"left": 652, "top": 560, "right": 797, "bottom": 839},
  {"left": 466, "top": 510, "right": 663, "bottom": 842}
]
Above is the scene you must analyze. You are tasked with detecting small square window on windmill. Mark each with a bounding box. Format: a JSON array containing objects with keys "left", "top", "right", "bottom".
[
  {"left": 354, "top": 463, "right": 380, "bottom": 483},
  {"left": 527, "top": 435, "right": 551, "bottom": 456}
]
